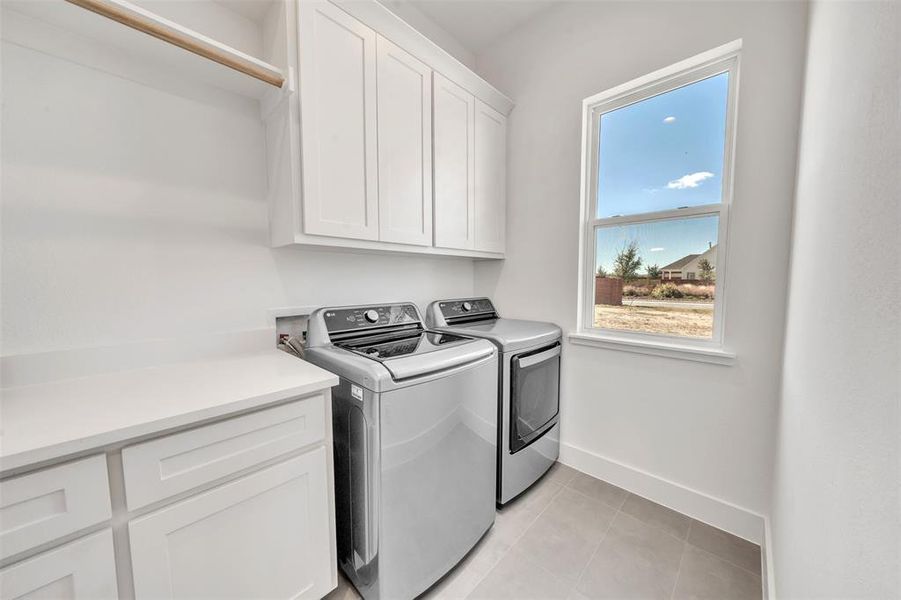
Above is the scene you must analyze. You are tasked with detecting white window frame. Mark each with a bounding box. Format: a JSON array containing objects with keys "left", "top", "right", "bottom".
[{"left": 571, "top": 40, "right": 741, "bottom": 365}]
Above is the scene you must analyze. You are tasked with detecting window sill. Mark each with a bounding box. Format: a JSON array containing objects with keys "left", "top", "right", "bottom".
[{"left": 567, "top": 332, "right": 736, "bottom": 366}]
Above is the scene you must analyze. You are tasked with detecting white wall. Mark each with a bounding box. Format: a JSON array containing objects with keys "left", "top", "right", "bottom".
[
  {"left": 770, "top": 1, "right": 900, "bottom": 597},
  {"left": 475, "top": 1, "right": 808, "bottom": 530},
  {"left": 379, "top": 0, "right": 477, "bottom": 70},
  {"left": 0, "top": 10, "right": 473, "bottom": 363}
]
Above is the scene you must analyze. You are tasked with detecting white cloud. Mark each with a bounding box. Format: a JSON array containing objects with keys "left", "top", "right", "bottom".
[
  {"left": 666, "top": 171, "right": 714, "bottom": 189},
  {"left": 663, "top": 116, "right": 676, "bottom": 123},
  {"left": 650, "top": 247, "right": 665, "bottom": 252}
]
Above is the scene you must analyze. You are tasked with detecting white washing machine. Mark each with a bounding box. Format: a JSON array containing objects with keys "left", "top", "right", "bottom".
[{"left": 426, "top": 298, "right": 561, "bottom": 505}]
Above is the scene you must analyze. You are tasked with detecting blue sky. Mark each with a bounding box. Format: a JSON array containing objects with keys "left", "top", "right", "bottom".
[{"left": 595, "top": 72, "right": 728, "bottom": 274}]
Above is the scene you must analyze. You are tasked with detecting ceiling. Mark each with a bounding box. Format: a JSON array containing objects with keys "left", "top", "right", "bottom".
[
  {"left": 214, "top": 0, "right": 273, "bottom": 22},
  {"left": 395, "top": 0, "right": 558, "bottom": 54},
  {"left": 214, "top": 0, "right": 557, "bottom": 57}
]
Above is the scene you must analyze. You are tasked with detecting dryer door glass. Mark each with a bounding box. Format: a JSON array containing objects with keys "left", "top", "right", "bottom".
[{"left": 510, "top": 343, "right": 561, "bottom": 453}]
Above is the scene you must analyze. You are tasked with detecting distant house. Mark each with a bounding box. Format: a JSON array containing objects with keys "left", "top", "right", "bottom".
[{"left": 661, "top": 244, "right": 717, "bottom": 280}]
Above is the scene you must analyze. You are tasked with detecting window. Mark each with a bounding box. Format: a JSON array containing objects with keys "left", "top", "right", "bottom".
[{"left": 575, "top": 42, "right": 740, "bottom": 360}]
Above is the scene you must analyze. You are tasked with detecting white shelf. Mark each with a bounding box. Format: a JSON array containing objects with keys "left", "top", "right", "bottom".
[{"left": 2, "top": 0, "right": 285, "bottom": 100}]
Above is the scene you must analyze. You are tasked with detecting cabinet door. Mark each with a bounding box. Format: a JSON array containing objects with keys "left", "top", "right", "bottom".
[
  {"left": 376, "top": 36, "right": 432, "bottom": 246},
  {"left": 298, "top": 1, "right": 378, "bottom": 240},
  {"left": 129, "top": 448, "right": 333, "bottom": 600},
  {"left": 473, "top": 100, "right": 507, "bottom": 253},
  {"left": 432, "top": 73, "right": 475, "bottom": 250},
  {"left": 0, "top": 530, "right": 118, "bottom": 600}
]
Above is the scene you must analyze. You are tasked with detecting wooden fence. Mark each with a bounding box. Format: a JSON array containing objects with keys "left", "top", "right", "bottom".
[{"left": 595, "top": 277, "right": 623, "bottom": 306}]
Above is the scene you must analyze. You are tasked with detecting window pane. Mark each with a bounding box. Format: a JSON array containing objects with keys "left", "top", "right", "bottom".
[
  {"left": 596, "top": 73, "right": 729, "bottom": 218},
  {"left": 594, "top": 216, "right": 718, "bottom": 338}
]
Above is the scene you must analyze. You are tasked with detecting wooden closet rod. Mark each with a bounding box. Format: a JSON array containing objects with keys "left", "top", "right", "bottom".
[{"left": 65, "top": 0, "right": 285, "bottom": 88}]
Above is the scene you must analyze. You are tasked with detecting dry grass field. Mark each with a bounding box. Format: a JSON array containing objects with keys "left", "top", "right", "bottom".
[{"left": 595, "top": 303, "right": 714, "bottom": 338}]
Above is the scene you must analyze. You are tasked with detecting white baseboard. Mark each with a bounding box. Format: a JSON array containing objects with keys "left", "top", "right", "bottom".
[
  {"left": 559, "top": 442, "right": 766, "bottom": 545},
  {"left": 762, "top": 516, "right": 777, "bottom": 599}
]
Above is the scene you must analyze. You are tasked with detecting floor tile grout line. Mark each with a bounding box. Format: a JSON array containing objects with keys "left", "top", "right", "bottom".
[
  {"left": 614, "top": 499, "right": 691, "bottom": 546},
  {"left": 684, "top": 520, "right": 763, "bottom": 578},
  {"left": 467, "top": 467, "right": 759, "bottom": 599},
  {"left": 563, "top": 478, "right": 630, "bottom": 513},
  {"left": 571, "top": 498, "right": 623, "bottom": 593},
  {"left": 573, "top": 471, "right": 744, "bottom": 544},
  {"left": 462, "top": 482, "right": 567, "bottom": 599},
  {"left": 668, "top": 537, "right": 689, "bottom": 600},
  {"left": 567, "top": 471, "right": 763, "bottom": 582},
  {"left": 685, "top": 542, "right": 763, "bottom": 580}
]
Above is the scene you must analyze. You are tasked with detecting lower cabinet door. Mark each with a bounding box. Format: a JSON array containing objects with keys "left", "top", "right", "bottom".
[
  {"left": 0, "top": 530, "right": 118, "bottom": 600},
  {"left": 129, "top": 447, "right": 333, "bottom": 600}
]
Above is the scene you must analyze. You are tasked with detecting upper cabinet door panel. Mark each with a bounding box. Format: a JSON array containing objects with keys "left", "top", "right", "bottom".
[
  {"left": 298, "top": 1, "right": 379, "bottom": 240},
  {"left": 432, "top": 73, "right": 475, "bottom": 250},
  {"left": 376, "top": 36, "right": 432, "bottom": 246},
  {"left": 474, "top": 100, "right": 507, "bottom": 253}
]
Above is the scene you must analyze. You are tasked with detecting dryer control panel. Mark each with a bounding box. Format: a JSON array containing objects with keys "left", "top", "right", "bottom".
[{"left": 439, "top": 298, "right": 498, "bottom": 323}]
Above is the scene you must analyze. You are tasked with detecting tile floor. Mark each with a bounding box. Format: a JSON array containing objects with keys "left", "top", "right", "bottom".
[{"left": 325, "top": 463, "right": 762, "bottom": 600}]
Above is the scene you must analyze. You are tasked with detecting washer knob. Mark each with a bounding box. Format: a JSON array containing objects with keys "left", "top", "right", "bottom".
[
  {"left": 462, "top": 301, "right": 472, "bottom": 312},
  {"left": 363, "top": 309, "right": 379, "bottom": 323}
]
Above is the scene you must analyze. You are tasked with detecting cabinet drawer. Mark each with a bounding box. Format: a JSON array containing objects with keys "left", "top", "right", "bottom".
[
  {"left": 0, "top": 455, "right": 111, "bottom": 561},
  {"left": 122, "top": 395, "right": 326, "bottom": 509},
  {"left": 0, "top": 530, "right": 118, "bottom": 600}
]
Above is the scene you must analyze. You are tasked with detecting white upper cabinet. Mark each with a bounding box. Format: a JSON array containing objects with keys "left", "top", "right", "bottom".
[
  {"left": 376, "top": 36, "right": 433, "bottom": 246},
  {"left": 298, "top": 1, "right": 379, "bottom": 241},
  {"left": 433, "top": 73, "right": 476, "bottom": 250},
  {"left": 267, "top": 0, "right": 512, "bottom": 257},
  {"left": 473, "top": 100, "right": 507, "bottom": 253}
]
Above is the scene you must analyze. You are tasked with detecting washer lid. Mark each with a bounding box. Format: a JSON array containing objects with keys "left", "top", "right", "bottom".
[
  {"left": 439, "top": 318, "right": 562, "bottom": 353},
  {"left": 338, "top": 331, "right": 496, "bottom": 381}
]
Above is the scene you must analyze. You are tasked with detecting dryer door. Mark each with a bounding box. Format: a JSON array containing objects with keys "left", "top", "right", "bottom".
[{"left": 510, "top": 343, "right": 561, "bottom": 453}]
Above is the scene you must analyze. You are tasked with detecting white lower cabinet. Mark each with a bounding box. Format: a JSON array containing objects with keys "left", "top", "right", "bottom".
[
  {"left": 0, "top": 455, "right": 111, "bottom": 562},
  {"left": 129, "top": 447, "right": 332, "bottom": 600},
  {"left": 0, "top": 530, "right": 118, "bottom": 600},
  {"left": 1, "top": 394, "right": 336, "bottom": 600}
]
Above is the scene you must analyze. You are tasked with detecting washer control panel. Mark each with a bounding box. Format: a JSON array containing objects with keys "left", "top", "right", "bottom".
[
  {"left": 324, "top": 303, "right": 421, "bottom": 333},
  {"left": 439, "top": 298, "right": 496, "bottom": 319}
]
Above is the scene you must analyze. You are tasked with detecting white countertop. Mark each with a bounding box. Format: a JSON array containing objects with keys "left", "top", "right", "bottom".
[{"left": 0, "top": 351, "right": 338, "bottom": 474}]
